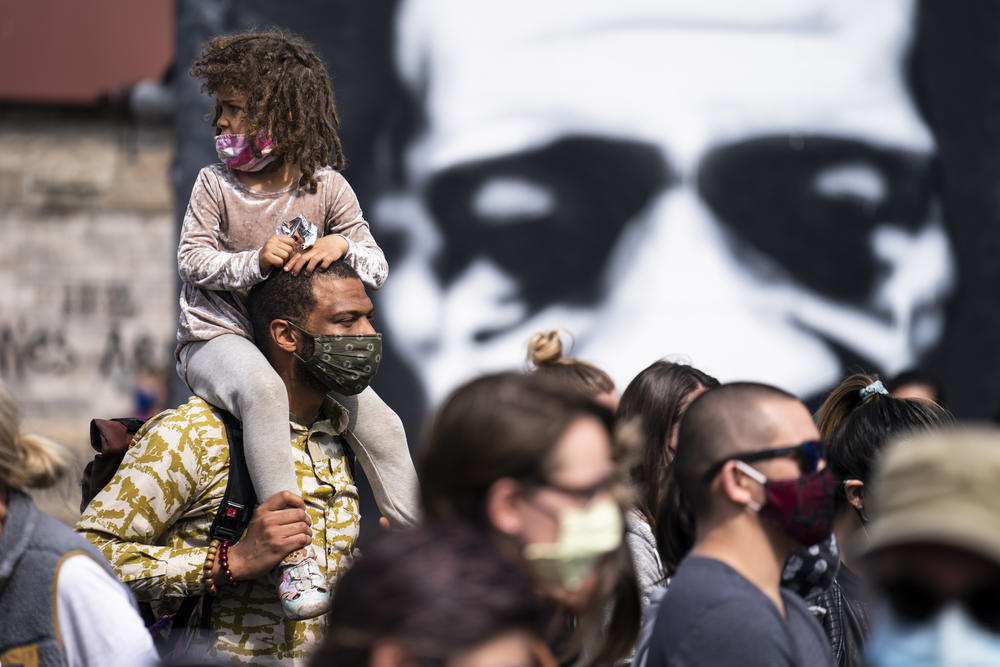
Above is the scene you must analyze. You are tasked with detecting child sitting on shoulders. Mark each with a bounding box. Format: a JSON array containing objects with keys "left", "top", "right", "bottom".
[{"left": 176, "top": 30, "right": 418, "bottom": 620}]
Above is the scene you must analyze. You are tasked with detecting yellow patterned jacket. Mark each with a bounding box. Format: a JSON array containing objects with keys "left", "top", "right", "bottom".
[{"left": 76, "top": 396, "right": 361, "bottom": 666}]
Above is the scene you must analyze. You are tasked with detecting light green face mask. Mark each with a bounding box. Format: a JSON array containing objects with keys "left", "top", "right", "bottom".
[{"left": 523, "top": 498, "right": 623, "bottom": 591}]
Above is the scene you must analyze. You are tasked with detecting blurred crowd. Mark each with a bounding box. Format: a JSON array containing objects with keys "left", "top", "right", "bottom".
[{"left": 1, "top": 318, "right": 994, "bottom": 666}]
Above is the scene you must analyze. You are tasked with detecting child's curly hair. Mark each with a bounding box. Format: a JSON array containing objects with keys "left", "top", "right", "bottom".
[{"left": 190, "top": 30, "right": 344, "bottom": 193}]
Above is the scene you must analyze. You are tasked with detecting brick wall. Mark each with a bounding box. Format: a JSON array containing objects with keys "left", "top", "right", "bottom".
[{"left": 0, "top": 110, "right": 176, "bottom": 522}]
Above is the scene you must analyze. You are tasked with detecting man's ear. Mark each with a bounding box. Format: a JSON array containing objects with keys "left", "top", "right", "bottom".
[
  {"left": 719, "top": 460, "right": 758, "bottom": 509},
  {"left": 486, "top": 477, "right": 526, "bottom": 537},
  {"left": 844, "top": 480, "right": 865, "bottom": 512},
  {"left": 270, "top": 319, "right": 299, "bottom": 354}
]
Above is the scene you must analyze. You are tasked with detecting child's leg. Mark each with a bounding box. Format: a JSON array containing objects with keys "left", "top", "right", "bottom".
[
  {"left": 183, "top": 335, "right": 298, "bottom": 500},
  {"left": 328, "top": 386, "right": 420, "bottom": 527}
]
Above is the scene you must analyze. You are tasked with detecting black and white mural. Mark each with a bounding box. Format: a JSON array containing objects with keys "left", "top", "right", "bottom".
[{"left": 175, "top": 1, "right": 1000, "bottom": 430}]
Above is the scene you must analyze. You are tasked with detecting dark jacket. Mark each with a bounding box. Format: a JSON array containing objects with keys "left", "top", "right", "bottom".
[{"left": 807, "top": 566, "right": 870, "bottom": 667}]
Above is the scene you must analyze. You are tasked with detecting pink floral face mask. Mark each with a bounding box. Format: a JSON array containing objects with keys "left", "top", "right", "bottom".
[{"left": 215, "top": 131, "right": 275, "bottom": 172}]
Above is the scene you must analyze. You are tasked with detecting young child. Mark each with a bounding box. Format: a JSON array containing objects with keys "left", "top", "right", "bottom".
[{"left": 176, "top": 31, "right": 419, "bottom": 620}]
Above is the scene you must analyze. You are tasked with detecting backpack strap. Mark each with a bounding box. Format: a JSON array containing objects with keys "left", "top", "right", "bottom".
[
  {"left": 197, "top": 409, "right": 257, "bottom": 631},
  {"left": 208, "top": 410, "right": 257, "bottom": 545},
  {"left": 164, "top": 408, "right": 257, "bottom": 651}
]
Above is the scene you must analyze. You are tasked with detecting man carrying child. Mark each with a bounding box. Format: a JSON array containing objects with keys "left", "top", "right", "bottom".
[{"left": 77, "top": 261, "right": 415, "bottom": 665}]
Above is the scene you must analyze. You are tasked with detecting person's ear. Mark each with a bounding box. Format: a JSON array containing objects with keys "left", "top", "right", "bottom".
[
  {"left": 719, "top": 460, "right": 759, "bottom": 509},
  {"left": 486, "top": 477, "right": 526, "bottom": 538},
  {"left": 666, "top": 424, "right": 680, "bottom": 455},
  {"left": 844, "top": 480, "right": 865, "bottom": 512},
  {"left": 369, "top": 640, "right": 410, "bottom": 667},
  {"left": 270, "top": 319, "right": 299, "bottom": 353}
]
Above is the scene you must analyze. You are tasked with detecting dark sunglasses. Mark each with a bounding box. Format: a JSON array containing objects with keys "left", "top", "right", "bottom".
[
  {"left": 881, "top": 578, "right": 1000, "bottom": 633},
  {"left": 702, "top": 440, "right": 826, "bottom": 482}
]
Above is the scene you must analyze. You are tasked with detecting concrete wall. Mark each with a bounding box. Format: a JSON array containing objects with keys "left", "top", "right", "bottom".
[{"left": 0, "top": 109, "right": 175, "bottom": 523}]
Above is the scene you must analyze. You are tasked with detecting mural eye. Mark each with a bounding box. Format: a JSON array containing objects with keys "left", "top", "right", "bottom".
[
  {"left": 697, "top": 135, "right": 934, "bottom": 305},
  {"left": 425, "top": 135, "right": 674, "bottom": 314},
  {"left": 813, "top": 163, "right": 887, "bottom": 209},
  {"left": 471, "top": 177, "right": 557, "bottom": 224}
]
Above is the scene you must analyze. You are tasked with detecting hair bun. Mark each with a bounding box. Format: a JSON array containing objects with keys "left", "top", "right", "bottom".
[{"left": 526, "top": 330, "right": 568, "bottom": 367}]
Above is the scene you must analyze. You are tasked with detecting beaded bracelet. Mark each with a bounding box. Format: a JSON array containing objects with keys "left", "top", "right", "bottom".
[
  {"left": 219, "top": 540, "right": 239, "bottom": 588},
  {"left": 203, "top": 539, "right": 220, "bottom": 596}
]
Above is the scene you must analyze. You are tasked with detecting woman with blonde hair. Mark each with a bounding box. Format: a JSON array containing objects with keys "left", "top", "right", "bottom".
[{"left": 0, "top": 381, "right": 156, "bottom": 666}]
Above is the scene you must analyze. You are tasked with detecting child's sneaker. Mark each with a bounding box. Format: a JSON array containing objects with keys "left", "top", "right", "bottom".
[{"left": 277, "top": 547, "right": 330, "bottom": 619}]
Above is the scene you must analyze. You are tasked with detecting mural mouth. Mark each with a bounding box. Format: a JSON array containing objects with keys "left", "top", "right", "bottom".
[
  {"left": 473, "top": 323, "right": 517, "bottom": 344},
  {"left": 471, "top": 304, "right": 534, "bottom": 344},
  {"left": 793, "top": 317, "right": 890, "bottom": 386}
]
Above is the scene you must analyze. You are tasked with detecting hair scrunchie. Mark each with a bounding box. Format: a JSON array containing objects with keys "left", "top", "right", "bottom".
[{"left": 860, "top": 380, "right": 889, "bottom": 403}]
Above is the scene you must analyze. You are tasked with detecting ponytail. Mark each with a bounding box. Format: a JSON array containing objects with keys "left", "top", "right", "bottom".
[
  {"left": 816, "top": 372, "right": 953, "bottom": 513},
  {"left": 0, "top": 383, "right": 72, "bottom": 490},
  {"left": 815, "top": 373, "right": 883, "bottom": 442}
]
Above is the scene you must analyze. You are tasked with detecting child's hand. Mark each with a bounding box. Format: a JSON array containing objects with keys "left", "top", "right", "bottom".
[
  {"left": 284, "top": 234, "right": 349, "bottom": 276},
  {"left": 259, "top": 235, "right": 298, "bottom": 273}
]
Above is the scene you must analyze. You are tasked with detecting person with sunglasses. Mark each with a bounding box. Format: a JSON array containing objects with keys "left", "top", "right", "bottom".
[
  {"left": 645, "top": 382, "right": 835, "bottom": 667},
  {"left": 863, "top": 427, "right": 1000, "bottom": 666}
]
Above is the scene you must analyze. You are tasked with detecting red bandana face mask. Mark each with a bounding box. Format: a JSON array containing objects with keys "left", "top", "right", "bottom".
[{"left": 735, "top": 461, "right": 836, "bottom": 547}]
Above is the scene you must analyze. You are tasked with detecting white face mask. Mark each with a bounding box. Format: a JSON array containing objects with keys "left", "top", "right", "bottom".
[
  {"left": 522, "top": 498, "right": 623, "bottom": 591},
  {"left": 866, "top": 602, "right": 1000, "bottom": 667}
]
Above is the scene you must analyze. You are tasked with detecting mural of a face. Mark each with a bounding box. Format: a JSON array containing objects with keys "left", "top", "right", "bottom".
[{"left": 377, "top": 0, "right": 954, "bottom": 406}]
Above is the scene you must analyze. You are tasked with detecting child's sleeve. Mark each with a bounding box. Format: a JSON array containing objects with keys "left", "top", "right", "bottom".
[
  {"left": 177, "top": 168, "right": 268, "bottom": 291},
  {"left": 326, "top": 175, "right": 388, "bottom": 290}
]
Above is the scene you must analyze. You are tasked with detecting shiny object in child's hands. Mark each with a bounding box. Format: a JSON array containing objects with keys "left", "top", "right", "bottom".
[{"left": 277, "top": 215, "right": 318, "bottom": 251}]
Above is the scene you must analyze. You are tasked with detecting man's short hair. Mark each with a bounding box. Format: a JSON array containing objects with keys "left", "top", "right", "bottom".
[
  {"left": 247, "top": 259, "right": 361, "bottom": 351},
  {"left": 673, "top": 382, "right": 797, "bottom": 516}
]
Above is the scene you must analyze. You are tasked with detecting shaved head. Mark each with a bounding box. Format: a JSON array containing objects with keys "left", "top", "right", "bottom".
[{"left": 673, "top": 382, "right": 800, "bottom": 515}]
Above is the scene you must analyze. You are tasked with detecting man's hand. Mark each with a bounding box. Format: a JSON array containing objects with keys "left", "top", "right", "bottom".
[
  {"left": 221, "top": 491, "right": 312, "bottom": 583},
  {"left": 283, "top": 234, "right": 349, "bottom": 276},
  {"left": 259, "top": 235, "right": 298, "bottom": 273}
]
